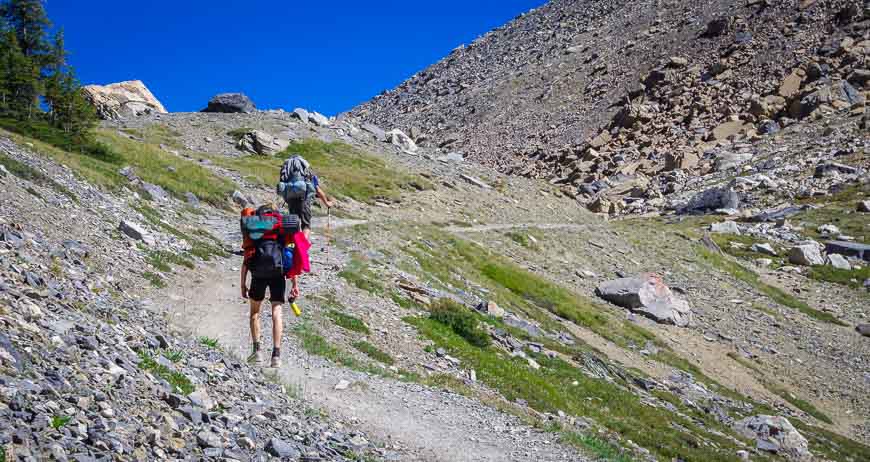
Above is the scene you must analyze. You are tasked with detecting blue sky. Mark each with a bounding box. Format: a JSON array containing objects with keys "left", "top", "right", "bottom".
[{"left": 47, "top": 0, "right": 545, "bottom": 115}]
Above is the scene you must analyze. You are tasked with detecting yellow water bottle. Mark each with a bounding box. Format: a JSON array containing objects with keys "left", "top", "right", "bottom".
[{"left": 291, "top": 299, "right": 302, "bottom": 317}]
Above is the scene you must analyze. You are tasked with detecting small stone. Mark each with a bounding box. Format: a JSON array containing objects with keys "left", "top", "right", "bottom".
[
  {"left": 857, "top": 324, "right": 870, "bottom": 338},
  {"left": 334, "top": 380, "right": 351, "bottom": 391},
  {"left": 238, "top": 436, "right": 256, "bottom": 450},
  {"left": 188, "top": 389, "right": 215, "bottom": 410},
  {"left": 858, "top": 201, "right": 870, "bottom": 213}
]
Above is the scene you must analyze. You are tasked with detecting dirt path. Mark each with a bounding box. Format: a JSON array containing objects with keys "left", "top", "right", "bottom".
[{"left": 159, "top": 216, "right": 587, "bottom": 462}]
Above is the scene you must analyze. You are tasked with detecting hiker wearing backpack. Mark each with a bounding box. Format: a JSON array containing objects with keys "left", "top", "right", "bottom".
[
  {"left": 239, "top": 204, "right": 295, "bottom": 367},
  {"left": 277, "top": 155, "right": 332, "bottom": 239}
]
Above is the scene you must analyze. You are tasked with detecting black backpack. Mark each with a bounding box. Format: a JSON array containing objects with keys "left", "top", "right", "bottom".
[{"left": 249, "top": 206, "right": 285, "bottom": 279}]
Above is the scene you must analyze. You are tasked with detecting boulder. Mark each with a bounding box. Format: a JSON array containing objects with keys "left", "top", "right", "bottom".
[
  {"left": 789, "top": 81, "right": 864, "bottom": 118},
  {"left": 664, "top": 151, "right": 699, "bottom": 171},
  {"left": 231, "top": 190, "right": 252, "bottom": 208},
  {"left": 749, "top": 95, "right": 787, "bottom": 119},
  {"left": 827, "top": 254, "right": 852, "bottom": 270},
  {"left": 857, "top": 324, "right": 870, "bottom": 337},
  {"left": 386, "top": 129, "right": 417, "bottom": 152},
  {"left": 846, "top": 69, "right": 870, "bottom": 89},
  {"left": 751, "top": 243, "right": 778, "bottom": 256},
  {"left": 202, "top": 93, "right": 256, "bottom": 113},
  {"left": 857, "top": 200, "right": 870, "bottom": 213},
  {"left": 81, "top": 80, "right": 167, "bottom": 120},
  {"left": 141, "top": 182, "right": 169, "bottom": 202},
  {"left": 476, "top": 301, "right": 505, "bottom": 318},
  {"left": 733, "top": 415, "right": 810, "bottom": 460},
  {"left": 119, "top": 221, "right": 153, "bottom": 245},
  {"left": 824, "top": 241, "right": 870, "bottom": 262},
  {"left": 361, "top": 123, "right": 387, "bottom": 141},
  {"left": 291, "top": 108, "right": 310, "bottom": 123},
  {"left": 711, "top": 221, "right": 741, "bottom": 234},
  {"left": 682, "top": 186, "right": 739, "bottom": 212},
  {"left": 308, "top": 112, "right": 330, "bottom": 127},
  {"left": 236, "top": 130, "right": 289, "bottom": 156},
  {"left": 265, "top": 438, "right": 299, "bottom": 458},
  {"left": 712, "top": 120, "right": 753, "bottom": 141},
  {"left": 715, "top": 152, "right": 753, "bottom": 171},
  {"left": 595, "top": 274, "right": 692, "bottom": 327},
  {"left": 778, "top": 70, "right": 804, "bottom": 99},
  {"left": 788, "top": 243, "right": 824, "bottom": 266}
]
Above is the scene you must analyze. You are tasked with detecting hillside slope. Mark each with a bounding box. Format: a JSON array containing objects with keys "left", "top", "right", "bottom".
[{"left": 349, "top": 0, "right": 868, "bottom": 212}]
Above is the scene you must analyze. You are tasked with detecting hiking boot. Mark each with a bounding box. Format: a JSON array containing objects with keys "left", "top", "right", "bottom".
[
  {"left": 247, "top": 350, "right": 264, "bottom": 365},
  {"left": 270, "top": 356, "right": 282, "bottom": 368}
]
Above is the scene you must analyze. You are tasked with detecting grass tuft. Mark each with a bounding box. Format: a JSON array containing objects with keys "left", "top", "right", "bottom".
[
  {"left": 198, "top": 336, "right": 219, "bottom": 349},
  {"left": 352, "top": 340, "right": 395, "bottom": 365},
  {"left": 50, "top": 415, "right": 72, "bottom": 430},
  {"left": 327, "top": 310, "right": 370, "bottom": 334},
  {"left": 138, "top": 351, "right": 194, "bottom": 394},
  {"left": 143, "top": 271, "right": 166, "bottom": 288}
]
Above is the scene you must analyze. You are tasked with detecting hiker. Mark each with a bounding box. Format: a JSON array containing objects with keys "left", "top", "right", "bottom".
[
  {"left": 277, "top": 155, "right": 332, "bottom": 239},
  {"left": 239, "top": 204, "right": 296, "bottom": 367}
]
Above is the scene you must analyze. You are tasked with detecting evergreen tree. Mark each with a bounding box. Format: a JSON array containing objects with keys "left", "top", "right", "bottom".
[
  {"left": 0, "top": 0, "right": 50, "bottom": 58},
  {"left": 49, "top": 67, "right": 95, "bottom": 137},
  {"left": 1, "top": 30, "right": 39, "bottom": 118}
]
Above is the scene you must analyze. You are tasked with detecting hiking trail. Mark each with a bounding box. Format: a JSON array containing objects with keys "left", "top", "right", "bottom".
[{"left": 158, "top": 216, "right": 588, "bottom": 462}]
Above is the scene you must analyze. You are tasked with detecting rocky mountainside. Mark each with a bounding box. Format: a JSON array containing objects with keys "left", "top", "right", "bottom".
[{"left": 349, "top": 0, "right": 869, "bottom": 215}]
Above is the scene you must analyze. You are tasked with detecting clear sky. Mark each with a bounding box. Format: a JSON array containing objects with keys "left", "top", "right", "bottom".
[{"left": 47, "top": 0, "right": 546, "bottom": 116}]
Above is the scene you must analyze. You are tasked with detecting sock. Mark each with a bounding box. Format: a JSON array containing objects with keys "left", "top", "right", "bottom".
[
  {"left": 272, "top": 347, "right": 280, "bottom": 358},
  {"left": 253, "top": 341, "right": 261, "bottom": 352}
]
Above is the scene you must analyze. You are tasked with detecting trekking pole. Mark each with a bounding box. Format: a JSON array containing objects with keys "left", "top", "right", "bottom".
[{"left": 326, "top": 207, "right": 332, "bottom": 268}]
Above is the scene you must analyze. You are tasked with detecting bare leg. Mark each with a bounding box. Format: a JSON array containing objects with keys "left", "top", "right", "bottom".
[
  {"left": 271, "top": 302, "right": 283, "bottom": 351},
  {"left": 249, "top": 299, "right": 262, "bottom": 345}
]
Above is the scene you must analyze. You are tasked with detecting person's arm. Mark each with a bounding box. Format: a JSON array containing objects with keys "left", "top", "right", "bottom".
[
  {"left": 240, "top": 260, "right": 249, "bottom": 299},
  {"left": 315, "top": 186, "right": 332, "bottom": 209},
  {"left": 290, "top": 275, "right": 300, "bottom": 299}
]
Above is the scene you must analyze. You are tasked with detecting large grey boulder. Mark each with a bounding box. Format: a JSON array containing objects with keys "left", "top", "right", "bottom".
[
  {"left": 202, "top": 93, "right": 256, "bottom": 113},
  {"left": 733, "top": 415, "right": 810, "bottom": 460},
  {"left": 81, "top": 80, "right": 167, "bottom": 120},
  {"left": 858, "top": 200, "right": 870, "bottom": 212},
  {"left": 788, "top": 243, "right": 824, "bottom": 266},
  {"left": 682, "top": 186, "right": 739, "bottom": 213},
  {"left": 386, "top": 129, "right": 418, "bottom": 152},
  {"left": 595, "top": 274, "right": 692, "bottom": 327},
  {"left": 236, "top": 130, "right": 289, "bottom": 156},
  {"left": 857, "top": 324, "right": 870, "bottom": 338}
]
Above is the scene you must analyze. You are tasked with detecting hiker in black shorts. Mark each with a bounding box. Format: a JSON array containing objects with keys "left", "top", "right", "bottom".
[{"left": 240, "top": 204, "right": 288, "bottom": 368}]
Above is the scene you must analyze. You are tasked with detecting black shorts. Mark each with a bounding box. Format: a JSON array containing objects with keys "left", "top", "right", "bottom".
[
  {"left": 249, "top": 276, "right": 286, "bottom": 303},
  {"left": 286, "top": 200, "right": 312, "bottom": 231}
]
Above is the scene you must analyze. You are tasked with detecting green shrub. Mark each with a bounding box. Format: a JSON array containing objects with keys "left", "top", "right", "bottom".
[
  {"left": 138, "top": 351, "right": 194, "bottom": 394},
  {"left": 429, "top": 299, "right": 491, "bottom": 348}
]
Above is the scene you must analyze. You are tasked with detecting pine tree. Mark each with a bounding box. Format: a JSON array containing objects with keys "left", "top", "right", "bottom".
[
  {"left": 1, "top": 30, "right": 39, "bottom": 118},
  {"left": 0, "top": 0, "right": 50, "bottom": 58},
  {"left": 51, "top": 67, "right": 95, "bottom": 137}
]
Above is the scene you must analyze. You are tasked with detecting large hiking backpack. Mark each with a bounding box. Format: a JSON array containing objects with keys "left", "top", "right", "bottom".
[
  {"left": 276, "top": 155, "right": 314, "bottom": 203},
  {"left": 243, "top": 206, "right": 285, "bottom": 279}
]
